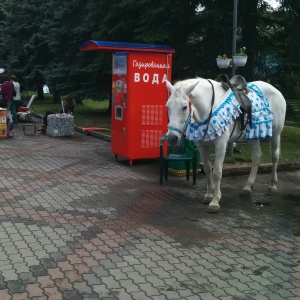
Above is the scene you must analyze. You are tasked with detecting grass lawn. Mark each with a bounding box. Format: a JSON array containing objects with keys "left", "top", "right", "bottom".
[
  {"left": 29, "top": 96, "right": 111, "bottom": 130},
  {"left": 224, "top": 126, "right": 300, "bottom": 164},
  {"left": 27, "top": 94, "right": 300, "bottom": 164}
]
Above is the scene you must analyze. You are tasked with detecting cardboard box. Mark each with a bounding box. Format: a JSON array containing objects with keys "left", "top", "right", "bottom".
[{"left": 0, "top": 109, "right": 7, "bottom": 138}]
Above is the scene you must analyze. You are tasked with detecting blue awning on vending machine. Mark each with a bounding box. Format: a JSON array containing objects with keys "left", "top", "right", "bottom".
[{"left": 80, "top": 40, "right": 175, "bottom": 53}]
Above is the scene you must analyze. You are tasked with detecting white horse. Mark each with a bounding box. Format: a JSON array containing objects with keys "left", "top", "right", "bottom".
[{"left": 165, "top": 77, "right": 286, "bottom": 213}]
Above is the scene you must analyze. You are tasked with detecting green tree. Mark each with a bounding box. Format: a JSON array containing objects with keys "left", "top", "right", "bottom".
[
  {"left": 0, "top": 0, "right": 48, "bottom": 95},
  {"left": 0, "top": 0, "right": 299, "bottom": 103},
  {"left": 275, "top": 0, "right": 300, "bottom": 98}
]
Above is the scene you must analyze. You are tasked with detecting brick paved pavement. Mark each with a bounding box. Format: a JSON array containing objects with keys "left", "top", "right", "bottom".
[{"left": 0, "top": 124, "right": 299, "bottom": 300}]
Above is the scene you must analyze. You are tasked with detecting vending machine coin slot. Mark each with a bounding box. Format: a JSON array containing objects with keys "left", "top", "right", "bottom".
[
  {"left": 115, "top": 105, "right": 123, "bottom": 120},
  {"left": 123, "top": 94, "right": 127, "bottom": 108}
]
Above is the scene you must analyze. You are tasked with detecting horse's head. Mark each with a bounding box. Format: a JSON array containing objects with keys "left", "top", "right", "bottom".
[{"left": 165, "top": 80, "right": 199, "bottom": 146}]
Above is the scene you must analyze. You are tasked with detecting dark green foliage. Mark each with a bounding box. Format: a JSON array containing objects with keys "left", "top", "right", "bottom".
[{"left": 0, "top": 0, "right": 299, "bottom": 109}]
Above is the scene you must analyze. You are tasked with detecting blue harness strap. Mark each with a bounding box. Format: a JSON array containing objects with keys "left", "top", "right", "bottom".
[{"left": 168, "top": 114, "right": 191, "bottom": 134}]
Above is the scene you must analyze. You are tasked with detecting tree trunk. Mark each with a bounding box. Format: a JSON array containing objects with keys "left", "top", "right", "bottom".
[
  {"left": 37, "top": 85, "right": 44, "bottom": 100},
  {"left": 53, "top": 91, "right": 61, "bottom": 104}
]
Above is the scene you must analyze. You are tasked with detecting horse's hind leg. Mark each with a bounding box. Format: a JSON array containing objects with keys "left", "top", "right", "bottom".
[
  {"left": 268, "top": 134, "right": 281, "bottom": 193},
  {"left": 241, "top": 140, "right": 262, "bottom": 197}
]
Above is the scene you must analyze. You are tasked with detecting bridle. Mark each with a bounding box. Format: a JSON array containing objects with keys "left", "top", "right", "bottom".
[{"left": 167, "top": 102, "right": 192, "bottom": 135}]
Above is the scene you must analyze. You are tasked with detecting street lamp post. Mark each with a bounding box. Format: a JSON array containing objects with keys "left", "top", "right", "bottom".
[
  {"left": 227, "top": 0, "right": 238, "bottom": 156},
  {"left": 232, "top": 0, "right": 238, "bottom": 77},
  {"left": 217, "top": 0, "right": 243, "bottom": 156}
]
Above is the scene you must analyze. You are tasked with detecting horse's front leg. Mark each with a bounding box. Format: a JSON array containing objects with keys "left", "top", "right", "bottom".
[
  {"left": 207, "top": 141, "right": 227, "bottom": 214},
  {"left": 199, "top": 145, "right": 214, "bottom": 204}
]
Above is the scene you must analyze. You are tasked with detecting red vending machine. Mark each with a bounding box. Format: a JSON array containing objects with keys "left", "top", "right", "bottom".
[{"left": 80, "top": 41, "right": 175, "bottom": 165}]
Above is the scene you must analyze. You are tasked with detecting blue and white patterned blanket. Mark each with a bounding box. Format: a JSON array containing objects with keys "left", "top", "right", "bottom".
[{"left": 186, "top": 83, "right": 273, "bottom": 141}]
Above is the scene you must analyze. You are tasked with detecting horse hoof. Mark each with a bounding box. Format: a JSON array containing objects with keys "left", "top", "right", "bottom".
[
  {"left": 207, "top": 204, "right": 220, "bottom": 214},
  {"left": 266, "top": 186, "right": 277, "bottom": 194},
  {"left": 202, "top": 197, "right": 212, "bottom": 204},
  {"left": 240, "top": 187, "right": 252, "bottom": 197}
]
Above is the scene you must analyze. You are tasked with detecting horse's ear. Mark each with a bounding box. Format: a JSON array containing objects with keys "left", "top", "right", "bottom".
[
  {"left": 166, "top": 80, "right": 173, "bottom": 93},
  {"left": 185, "top": 81, "right": 199, "bottom": 96}
]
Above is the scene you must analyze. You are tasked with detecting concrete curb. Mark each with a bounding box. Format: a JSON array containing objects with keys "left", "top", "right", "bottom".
[
  {"left": 222, "top": 162, "right": 300, "bottom": 176},
  {"left": 74, "top": 126, "right": 300, "bottom": 176},
  {"left": 74, "top": 126, "right": 111, "bottom": 142}
]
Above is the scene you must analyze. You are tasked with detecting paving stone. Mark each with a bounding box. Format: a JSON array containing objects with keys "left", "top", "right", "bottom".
[
  {"left": 7, "top": 279, "right": 25, "bottom": 294},
  {"left": 191, "top": 265, "right": 214, "bottom": 278},
  {"left": 100, "top": 259, "right": 117, "bottom": 270},
  {"left": 131, "top": 264, "right": 153, "bottom": 276},
  {"left": 144, "top": 275, "right": 166, "bottom": 288},
  {"left": 67, "top": 241, "right": 83, "bottom": 249},
  {"left": 91, "top": 283, "right": 110, "bottom": 297},
  {"left": 101, "top": 276, "right": 121, "bottom": 290},
  {"left": 24, "top": 257, "right": 40, "bottom": 267},
  {"left": 0, "top": 127, "right": 300, "bottom": 300},
  {"left": 62, "top": 290, "right": 84, "bottom": 300},
  {"left": 160, "top": 255, "right": 181, "bottom": 265},
  {"left": 40, "top": 258, "right": 57, "bottom": 269},
  {"left": 106, "top": 253, "right": 125, "bottom": 263},
  {"left": 81, "top": 293, "right": 100, "bottom": 300},
  {"left": 25, "top": 283, "right": 44, "bottom": 298},
  {"left": 9, "top": 254, "right": 24, "bottom": 264},
  {"left": 49, "top": 252, "right": 66, "bottom": 262},
  {"left": 0, "top": 276, "right": 7, "bottom": 290},
  {"left": 82, "top": 273, "right": 101, "bottom": 286},
  {"left": 29, "top": 243, "right": 44, "bottom": 251},
  {"left": 2, "top": 269, "right": 19, "bottom": 281},
  {"left": 118, "top": 279, "right": 140, "bottom": 293},
  {"left": 30, "top": 265, "right": 48, "bottom": 277},
  {"left": 91, "top": 266, "right": 109, "bottom": 277},
  {"left": 3, "top": 245, "right": 18, "bottom": 255},
  {"left": 44, "top": 286, "right": 63, "bottom": 299},
  {"left": 48, "top": 268, "right": 65, "bottom": 280},
  {"left": 59, "top": 246, "right": 74, "bottom": 255},
  {"left": 37, "top": 275, "right": 55, "bottom": 289},
  {"left": 73, "top": 281, "right": 93, "bottom": 295},
  {"left": 18, "top": 272, "right": 36, "bottom": 284},
  {"left": 151, "top": 268, "right": 172, "bottom": 279},
  {"left": 10, "top": 234, "right": 23, "bottom": 241},
  {"left": 159, "top": 289, "right": 183, "bottom": 299},
  {"left": 264, "top": 292, "right": 285, "bottom": 300}
]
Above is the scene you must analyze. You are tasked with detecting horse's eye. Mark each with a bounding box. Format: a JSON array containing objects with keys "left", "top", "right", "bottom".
[{"left": 183, "top": 106, "right": 188, "bottom": 111}]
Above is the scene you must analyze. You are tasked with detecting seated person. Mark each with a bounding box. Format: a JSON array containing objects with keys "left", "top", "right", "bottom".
[{"left": 38, "top": 95, "right": 74, "bottom": 134}]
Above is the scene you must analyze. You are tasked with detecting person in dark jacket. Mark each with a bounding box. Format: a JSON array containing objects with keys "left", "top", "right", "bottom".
[{"left": 37, "top": 95, "right": 75, "bottom": 134}]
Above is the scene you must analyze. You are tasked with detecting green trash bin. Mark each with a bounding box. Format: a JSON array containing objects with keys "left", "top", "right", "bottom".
[{"left": 168, "top": 139, "right": 201, "bottom": 176}]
